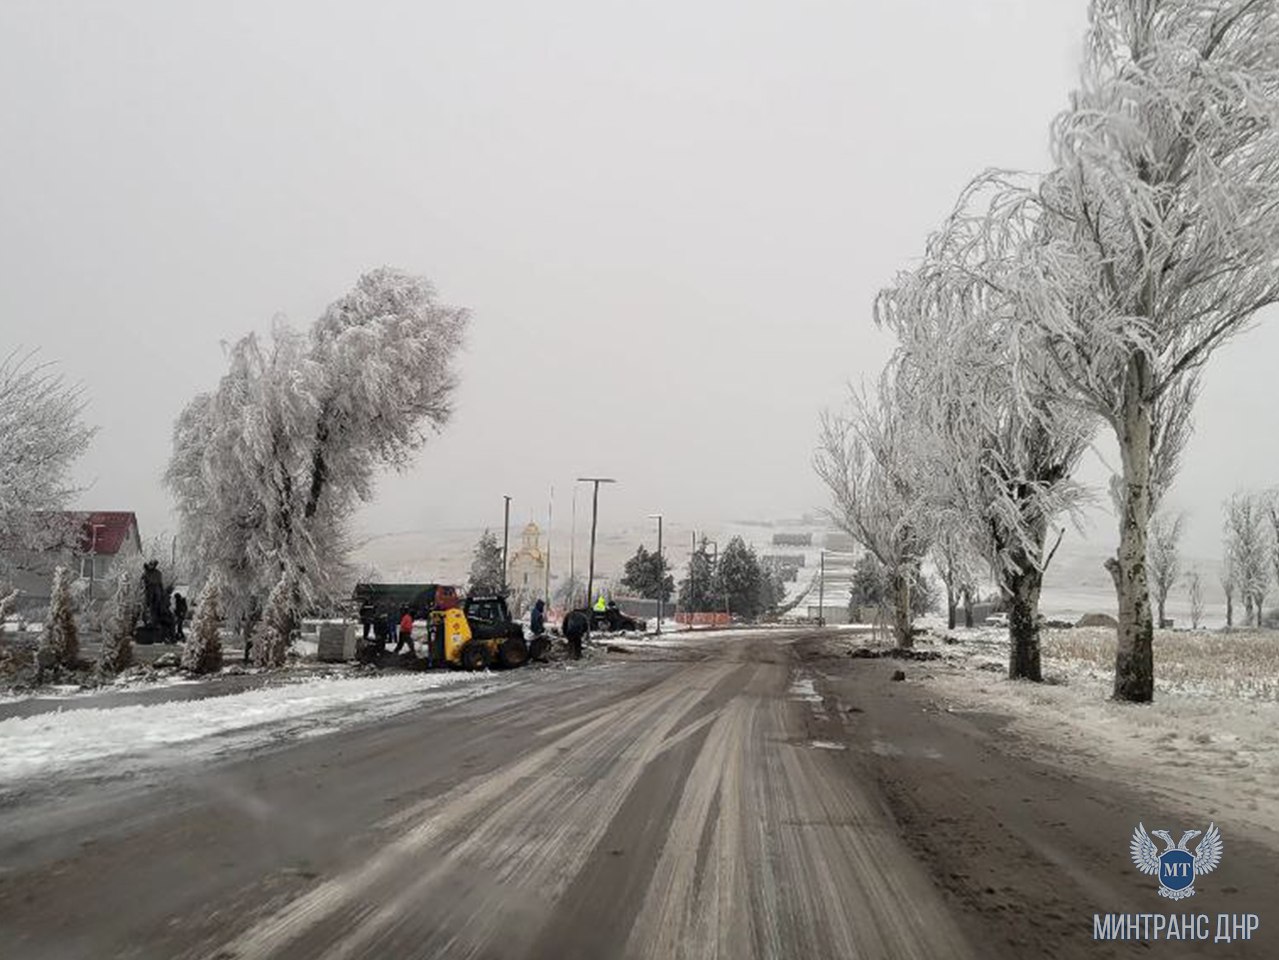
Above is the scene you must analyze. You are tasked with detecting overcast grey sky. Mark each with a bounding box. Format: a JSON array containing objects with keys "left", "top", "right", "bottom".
[{"left": 3, "top": 0, "right": 1275, "bottom": 562}]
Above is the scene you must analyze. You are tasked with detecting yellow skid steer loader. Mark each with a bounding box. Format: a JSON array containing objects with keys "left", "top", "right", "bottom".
[{"left": 431, "top": 595, "right": 530, "bottom": 670}]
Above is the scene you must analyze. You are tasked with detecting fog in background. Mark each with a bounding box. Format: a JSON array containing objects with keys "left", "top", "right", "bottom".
[{"left": 3, "top": 0, "right": 1277, "bottom": 575}]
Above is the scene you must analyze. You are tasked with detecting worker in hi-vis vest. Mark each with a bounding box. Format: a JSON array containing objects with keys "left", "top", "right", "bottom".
[{"left": 594, "top": 595, "right": 607, "bottom": 612}]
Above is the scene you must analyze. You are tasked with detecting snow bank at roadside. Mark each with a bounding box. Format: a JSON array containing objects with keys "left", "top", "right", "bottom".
[
  {"left": 894, "top": 626, "right": 1279, "bottom": 848},
  {"left": 0, "top": 671, "right": 494, "bottom": 788}
]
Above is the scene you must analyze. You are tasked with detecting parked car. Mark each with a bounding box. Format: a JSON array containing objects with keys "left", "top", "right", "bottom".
[
  {"left": 589, "top": 605, "right": 647, "bottom": 633},
  {"left": 566, "top": 604, "right": 646, "bottom": 634},
  {"left": 984, "top": 612, "right": 1009, "bottom": 628}
]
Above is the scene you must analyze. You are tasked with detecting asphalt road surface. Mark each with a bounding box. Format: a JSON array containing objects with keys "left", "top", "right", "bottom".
[{"left": 1, "top": 631, "right": 1274, "bottom": 959}]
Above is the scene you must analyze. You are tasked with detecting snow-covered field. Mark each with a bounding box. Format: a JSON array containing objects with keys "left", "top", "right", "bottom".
[
  {"left": 0, "top": 671, "right": 496, "bottom": 792},
  {"left": 895, "top": 624, "right": 1279, "bottom": 850}
]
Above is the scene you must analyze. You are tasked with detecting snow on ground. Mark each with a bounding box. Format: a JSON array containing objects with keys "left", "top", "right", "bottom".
[
  {"left": 0, "top": 671, "right": 496, "bottom": 791},
  {"left": 877, "top": 624, "right": 1279, "bottom": 850}
]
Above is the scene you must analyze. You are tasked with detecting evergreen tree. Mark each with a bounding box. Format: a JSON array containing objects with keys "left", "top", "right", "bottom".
[
  {"left": 849, "top": 553, "right": 887, "bottom": 611},
  {"left": 847, "top": 552, "right": 936, "bottom": 618},
  {"left": 182, "top": 577, "right": 224, "bottom": 675},
  {"left": 717, "top": 536, "right": 764, "bottom": 620},
  {"left": 467, "top": 530, "right": 504, "bottom": 595},
  {"left": 677, "top": 538, "right": 716, "bottom": 613},
  {"left": 252, "top": 575, "right": 293, "bottom": 667},
  {"left": 758, "top": 559, "right": 788, "bottom": 615},
  {"left": 97, "top": 573, "right": 138, "bottom": 677},
  {"left": 619, "top": 545, "right": 675, "bottom": 601},
  {"left": 38, "top": 565, "right": 78, "bottom": 670}
]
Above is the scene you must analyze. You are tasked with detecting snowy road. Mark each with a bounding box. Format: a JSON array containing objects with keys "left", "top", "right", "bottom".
[{"left": 1, "top": 632, "right": 1275, "bottom": 959}]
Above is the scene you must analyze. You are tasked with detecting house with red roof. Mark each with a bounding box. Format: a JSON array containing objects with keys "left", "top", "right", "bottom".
[{"left": 6, "top": 511, "right": 142, "bottom": 603}]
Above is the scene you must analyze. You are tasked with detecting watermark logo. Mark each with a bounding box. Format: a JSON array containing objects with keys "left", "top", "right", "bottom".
[{"left": 1130, "top": 822, "right": 1224, "bottom": 900}]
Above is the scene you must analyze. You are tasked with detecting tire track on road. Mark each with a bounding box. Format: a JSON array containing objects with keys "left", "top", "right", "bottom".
[{"left": 209, "top": 662, "right": 742, "bottom": 960}]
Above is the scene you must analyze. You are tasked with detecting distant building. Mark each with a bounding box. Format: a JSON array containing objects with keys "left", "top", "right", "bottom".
[
  {"left": 822, "top": 531, "right": 857, "bottom": 552},
  {"left": 772, "top": 532, "right": 812, "bottom": 547},
  {"left": 507, "top": 522, "right": 547, "bottom": 605},
  {"left": 761, "top": 553, "right": 806, "bottom": 569},
  {"left": 6, "top": 511, "right": 142, "bottom": 605}
]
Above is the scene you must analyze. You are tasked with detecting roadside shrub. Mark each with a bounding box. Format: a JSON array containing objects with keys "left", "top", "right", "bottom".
[
  {"left": 181, "top": 578, "right": 224, "bottom": 675},
  {"left": 97, "top": 573, "right": 138, "bottom": 677},
  {"left": 251, "top": 576, "right": 292, "bottom": 668},
  {"left": 37, "top": 566, "right": 79, "bottom": 673}
]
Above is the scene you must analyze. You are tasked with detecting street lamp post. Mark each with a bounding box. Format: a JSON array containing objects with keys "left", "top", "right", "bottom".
[
  {"left": 648, "top": 513, "right": 663, "bottom": 635},
  {"left": 545, "top": 486, "right": 553, "bottom": 605},
  {"left": 569, "top": 482, "right": 580, "bottom": 599},
  {"left": 576, "top": 477, "right": 615, "bottom": 618},
  {"left": 502, "top": 495, "right": 512, "bottom": 594}
]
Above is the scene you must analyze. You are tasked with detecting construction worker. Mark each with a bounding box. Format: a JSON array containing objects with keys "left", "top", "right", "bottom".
[
  {"left": 172, "top": 592, "right": 188, "bottom": 641},
  {"left": 394, "top": 607, "right": 415, "bottom": 656},
  {"left": 593, "top": 594, "right": 607, "bottom": 613},
  {"left": 563, "top": 609, "right": 588, "bottom": 660}
]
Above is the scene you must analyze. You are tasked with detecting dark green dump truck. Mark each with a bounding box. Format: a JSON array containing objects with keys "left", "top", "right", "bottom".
[{"left": 352, "top": 583, "right": 461, "bottom": 622}]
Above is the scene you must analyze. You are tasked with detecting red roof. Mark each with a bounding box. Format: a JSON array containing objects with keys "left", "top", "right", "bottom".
[{"left": 73, "top": 512, "right": 141, "bottom": 555}]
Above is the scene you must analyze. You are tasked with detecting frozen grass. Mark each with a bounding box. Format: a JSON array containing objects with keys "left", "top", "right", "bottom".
[
  {"left": 905, "top": 624, "right": 1279, "bottom": 849},
  {"left": 1042, "top": 627, "right": 1279, "bottom": 701}
]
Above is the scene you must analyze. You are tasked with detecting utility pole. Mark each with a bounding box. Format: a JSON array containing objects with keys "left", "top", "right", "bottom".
[
  {"left": 577, "top": 477, "right": 615, "bottom": 616},
  {"left": 689, "top": 531, "right": 697, "bottom": 628},
  {"left": 569, "top": 482, "right": 579, "bottom": 598},
  {"left": 648, "top": 513, "right": 663, "bottom": 635},
  {"left": 818, "top": 549, "right": 826, "bottom": 626},
  {"left": 545, "top": 486, "right": 553, "bottom": 605},
  {"left": 89, "top": 522, "right": 105, "bottom": 602},
  {"left": 502, "top": 495, "right": 512, "bottom": 594},
  {"left": 707, "top": 539, "right": 719, "bottom": 626}
]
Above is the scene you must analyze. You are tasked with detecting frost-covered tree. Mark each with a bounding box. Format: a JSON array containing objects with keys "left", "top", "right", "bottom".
[
  {"left": 553, "top": 572, "right": 584, "bottom": 611},
  {"left": 879, "top": 246, "right": 1092, "bottom": 680},
  {"left": 37, "top": 565, "right": 78, "bottom": 672},
  {"left": 1224, "top": 491, "right": 1270, "bottom": 626},
  {"left": 847, "top": 552, "right": 935, "bottom": 620},
  {"left": 96, "top": 572, "right": 138, "bottom": 677},
  {"left": 1221, "top": 552, "right": 1237, "bottom": 629},
  {"left": 181, "top": 577, "right": 223, "bottom": 675},
  {"left": 251, "top": 574, "right": 294, "bottom": 667},
  {"left": 0, "top": 588, "right": 17, "bottom": 623},
  {"left": 1147, "top": 511, "right": 1185, "bottom": 628},
  {"left": 816, "top": 375, "right": 932, "bottom": 649},
  {"left": 1264, "top": 492, "right": 1279, "bottom": 609},
  {"left": 939, "top": 1, "right": 1279, "bottom": 700},
  {"left": 166, "top": 269, "right": 467, "bottom": 637},
  {"left": 0, "top": 351, "right": 95, "bottom": 577},
  {"left": 467, "top": 530, "right": 504, "bottom": 596},
  {"left": 619, "top": 545, "right": 674, "bottom": 602},
  {"left": 1185, "top": 568, "right": 1204, "bottom": 629},
  {"left": 931, "top": 528, "right": 982, "bottom": 631}
]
